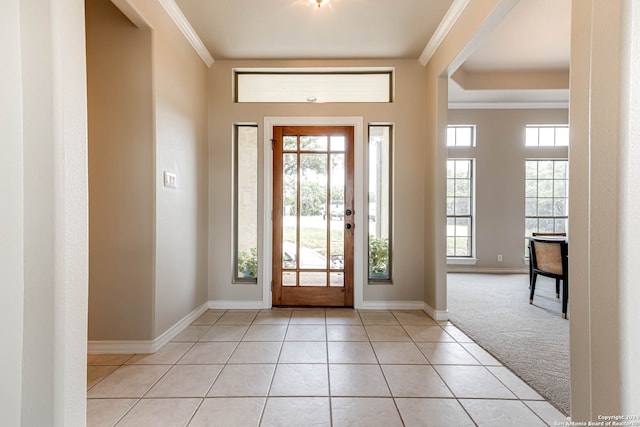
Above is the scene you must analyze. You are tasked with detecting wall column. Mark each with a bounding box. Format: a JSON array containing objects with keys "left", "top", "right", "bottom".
[{"left": 569, "top": 0, "right": 640, "bottom": 419}]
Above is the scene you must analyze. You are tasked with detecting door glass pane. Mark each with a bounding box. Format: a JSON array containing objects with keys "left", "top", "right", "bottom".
[
  {"left": 283, "top": 153, "right": 298, "bottom": 269},
  {"left": 330, "top": 136, "right": 345, "bottom": 152},
  {"left": 299, "top": 272, "right": 327, "bottom": 287},
  {"left": 299, "top": 153, "right": 328, "bottom": 269},
  {"left": 282, "top": 271, "right": 297, "bottom": 287},
  {"left": 330, "top": 153, "right": 345, "bottom": 270},
  {"left": 283, "top": 135, "right": 298, "bottom": 151},
  {"left": 330, "top": 272, "right": 344, "bottom": 287},
  {"left": 300, "top": 135, "right": 328, "bottom": 151}
]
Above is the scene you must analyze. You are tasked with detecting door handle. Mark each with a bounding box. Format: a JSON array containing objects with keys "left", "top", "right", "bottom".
[
  {"left": 345, "top": 209, "right": 352, "bottom": 216},
  {"left": 345, "top": 223, "right": 352, "bottom": 230}
]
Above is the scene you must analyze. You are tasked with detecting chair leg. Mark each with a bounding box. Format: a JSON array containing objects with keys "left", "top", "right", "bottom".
[
  {"left": 561, "top": 278, "right": 569, "bottom": 319},
  {"left": 555, "top": 279, "right": 560, "bottom": 298},
  {"left": 529, "top": 273, "right": 538, "bottom": 304}
]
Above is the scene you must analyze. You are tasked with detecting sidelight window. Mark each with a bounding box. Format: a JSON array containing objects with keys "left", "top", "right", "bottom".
[{"left": 234, "top": 124, "right": 259, "bottom": 282}]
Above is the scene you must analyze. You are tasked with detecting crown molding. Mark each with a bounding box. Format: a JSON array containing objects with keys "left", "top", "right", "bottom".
[
  {"left": 419, "top": 0, "right": 470, "bottom": 66},
  {"left": 158, "top": 0, "right": 214, "bottom": 67}
]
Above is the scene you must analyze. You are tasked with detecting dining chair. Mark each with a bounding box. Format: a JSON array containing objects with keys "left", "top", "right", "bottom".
[
  {"left": 530, "top": 233, "right": 567, "bottom": 298},
  {"left": 529, "top": 238, "right": 569, "bottom": 319}
]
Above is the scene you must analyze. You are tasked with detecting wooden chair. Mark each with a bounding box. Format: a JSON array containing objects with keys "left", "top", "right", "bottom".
[
  {"left": 529, "top": 238, "right": 569, "bottom": 318},
  {"left": 529, "top": 233, "right": 567, "bottom": 298}
]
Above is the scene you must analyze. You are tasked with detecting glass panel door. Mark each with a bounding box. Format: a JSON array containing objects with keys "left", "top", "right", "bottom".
[{"left": 272, "top": 126, "right": 354, "bottom": 306}]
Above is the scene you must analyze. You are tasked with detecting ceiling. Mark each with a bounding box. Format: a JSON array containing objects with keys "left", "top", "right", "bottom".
[{"left": 173, "top": 0, "right": 572, "bottom": 107}]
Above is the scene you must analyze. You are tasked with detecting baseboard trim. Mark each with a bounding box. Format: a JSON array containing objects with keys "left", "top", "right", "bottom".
[
  {"left": 87, "top": 302, "right": 209, "bottom": 354},
  {"left": 358, "top": 300, "right": 427, "bottom": 310},
  {"left": 422, "top": 302, "right": 449, "bottom": 321},
  {"left": 207, "top": 300, "right": 265, "bottom": 310},
  {"left": 447, "top": 267, "right": 528, "bottom": 274}
]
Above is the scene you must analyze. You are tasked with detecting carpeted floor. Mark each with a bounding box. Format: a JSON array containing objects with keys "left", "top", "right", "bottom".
[{"left": 447, "top": 273, "right": 570, "bottom": 415}]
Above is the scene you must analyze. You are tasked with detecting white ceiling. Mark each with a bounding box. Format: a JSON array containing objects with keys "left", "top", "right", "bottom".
[
  {"left": 174, "top": 0, "right": 454, "bottom": 60},
  {"left": 173, "top": 0, "right": 572, "bottom": 107}
]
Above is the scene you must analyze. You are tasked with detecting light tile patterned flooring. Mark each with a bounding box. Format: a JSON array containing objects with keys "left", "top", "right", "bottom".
[{"left": 87, "top": 308, "right": 566, "bottom": 426}]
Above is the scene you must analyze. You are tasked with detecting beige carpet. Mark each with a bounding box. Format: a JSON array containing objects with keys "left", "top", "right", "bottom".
[{"left": 447, "top": 273, "right": 570, "bottom": 415}]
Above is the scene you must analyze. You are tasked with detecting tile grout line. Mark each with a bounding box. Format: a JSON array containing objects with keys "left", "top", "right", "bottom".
[
  {"left": 324, "top": 309, "right": 334, "bottom": 427},
  {"left": 386, "top": 310, "right": 408, "bottom": 427},
  {"left": 257, "top": 308, "right": 293, "bottom": 426}
]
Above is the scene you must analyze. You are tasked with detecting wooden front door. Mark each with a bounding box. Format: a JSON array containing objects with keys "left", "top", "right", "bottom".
[{"left": 272, "top": 126, "right": 354, "bottom": 307}]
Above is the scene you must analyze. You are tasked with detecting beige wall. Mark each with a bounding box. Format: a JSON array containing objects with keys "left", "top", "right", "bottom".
[
  {"left": 87, "top": 0, "right": 209, "bottom": 341},
  {"left": 208, "top": 59, "right": 427, "bottom": 304},
  {"left": 447, "top": 109, "right": 568, "bottom": 271},
  {"left": 87, "top": 0, "right": 154, "bottom": 340},
  {"left": 149, "top": 0, "right": 209, "bottom": 336}
]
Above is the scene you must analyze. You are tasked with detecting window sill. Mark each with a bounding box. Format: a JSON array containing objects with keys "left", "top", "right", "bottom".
[{"left": 447, "top": 257, "right": 478, "bottom": 265}]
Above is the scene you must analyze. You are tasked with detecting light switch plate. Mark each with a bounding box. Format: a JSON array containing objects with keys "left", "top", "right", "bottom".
[{"left": 163, "top": 171, "right": 177, "bottom": 188}]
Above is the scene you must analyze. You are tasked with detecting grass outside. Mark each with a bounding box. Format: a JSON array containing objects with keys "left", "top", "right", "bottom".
[{"left": 283, "top": 225, "right": 344, "bottom": 257}]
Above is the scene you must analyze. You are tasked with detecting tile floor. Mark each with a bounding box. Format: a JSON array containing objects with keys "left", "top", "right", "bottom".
[{"left": 87, "top": 308, "right": 566, "bottom": 426}]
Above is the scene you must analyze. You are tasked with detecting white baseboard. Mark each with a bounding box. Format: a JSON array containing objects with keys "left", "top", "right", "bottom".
[
  {"left": 87, "top": 302, "right": 209, "bottom": 354},
  {"left": 422, "top": 302, "right": 449, "bottom": 321},
  {"left": 447, "top": 267, "right": 528, "bottom": 274},
  {"left": 358, "top": 300, "right": 427, "bottom": 310},
  {"left": 207, "top": 300, "right": 265, "bottom": 310}
]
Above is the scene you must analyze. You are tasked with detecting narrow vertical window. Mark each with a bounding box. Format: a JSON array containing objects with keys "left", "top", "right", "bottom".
[
  {"left": 368, "top": 125, "right": 392, "bottom": 281},
  {"left": 447, "top": 159, "right": 474, "bottom": 257},
  {"left": 525, "top": 159, "right": 569, "bottom": 254},
  {"left": 234, "top": 125, "right": 258, "bottom": 282}
]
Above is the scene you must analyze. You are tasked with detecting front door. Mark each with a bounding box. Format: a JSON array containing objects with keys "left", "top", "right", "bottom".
[{"left": 272, "top": 126, "right": 354, "bottom": 306}]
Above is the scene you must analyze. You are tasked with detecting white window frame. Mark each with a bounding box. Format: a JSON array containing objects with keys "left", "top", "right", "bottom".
[
  {"left": 447, "top": 125, "right": 476, "bottom": 147},
  {"left": 233, "top": 124, "right": 259, "bottom": 283},
  {"left": 446, "top": 158, "right": 477, "bottom": 264},
  {"left": 525, "top": 124, "right": 569, "bottom": 147},
  {"left": 234, "top": 68, "right": 394, "bottom": 103},
  {"left": 367, "top": 124, "right": 393, "bottom": 282},
  {"left": 524, "top": 158, "right": 569, "bottom": 256}
]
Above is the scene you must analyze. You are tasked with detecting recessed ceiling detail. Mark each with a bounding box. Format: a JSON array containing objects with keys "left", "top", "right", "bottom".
[
  {"left": 165, "top": 0, "right": 571, "bottom": 107},
  {"left": 174, "top": 0, "right": 453, "bottom": 60}
]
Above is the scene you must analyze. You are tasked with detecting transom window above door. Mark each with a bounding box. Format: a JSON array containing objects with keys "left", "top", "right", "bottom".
[{"left": 234, "top": 68, "right": 393, "bottom": 103}]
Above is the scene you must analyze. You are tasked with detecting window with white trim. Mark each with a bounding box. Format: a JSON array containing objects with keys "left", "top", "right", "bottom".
[
  {"left": 235, "top": 69, "right": 393, "bottom": 103},
  {"left": 525, "top": 125, "right": 569, "bottom": 147},
  {"left": 524, "top": 159, "right": 569, "bottom": 254},
  {"left": 368, "top": 125, "right": 392, "bottom": 281},
  {"left": 234, "top": 124, "right": 258, "bottom": 282},
  {"left": 447, "top": 159, "right": 474, "bottom": 258},
  {"left": 447, "top": 125, "right": 475, "bottom": 147}
]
